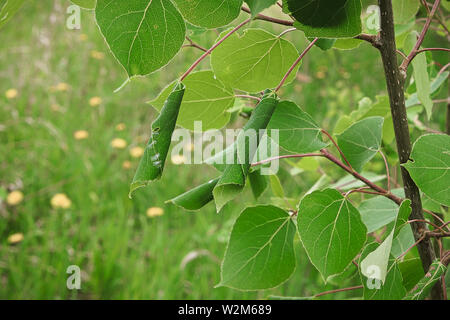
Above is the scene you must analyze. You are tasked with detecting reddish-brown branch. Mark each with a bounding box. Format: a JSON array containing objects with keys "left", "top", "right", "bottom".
[
  {"left": 314, "top": 285, "right": 363, "bottom": 298},
  {"left": 241, "top": 6, "right": 294, "bottom": 26},
  {"left": 180, "top": 19, "right": 251, "bottom": 81},
  {"left": 400, "top": 0, "right": 442, "bottom": 72},
  {"left": 275, "top": 38, "right": 318, "bottom": 92},
  {"left": 321, "top": 129, "right": 353, "bottom": 169}
]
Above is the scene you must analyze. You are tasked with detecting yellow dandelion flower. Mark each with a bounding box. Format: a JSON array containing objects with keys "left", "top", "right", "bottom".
[
  {"left": 146, "top": 207, "right": 164, "bottom": 218},
  {"left": 89, "top": 96, "right": 102, "bottom": 107},
  {"left": 50, "top": 193, "right": 72, "bottom": 209},
  {"left": 315, "top": 71, "right": 326, "bottom": 79},
  {"left": 50, "top": 103, "right": 61, "bottom": 111},
  {"left": 7, "top": 190, "right": 24, "bottom": 206},
  {"left": 79, "top": 34, "right": 88, "bottom": 41},
  {"left": 73, "top": 130, "right": 89, "bottom": 140},
  {"left": 115, "top": 123, "right": 126, "bottom": 131},
  {"left": 111, "top": 138, "right": 127, "bottom": 149},
  {"left": 5, "top": 89, "right": 18, "bottom": 99},
  {"left": 90, "top": 50, "right": 105, "bottom": 60},
  {"left": 130, "top": 146, "right": 144, "bottom": 158},
  {"left": 171, "top": 154, "right": 186, "bottom": 165},
  {"left": 56, "top": 83, "right": 70, "bottom": 92},
  {"left": 8, "top": 233, "right": 24, "bottom": 244},
  {"left": 122, "top": 160, "right": 132, "bottom": 170}
]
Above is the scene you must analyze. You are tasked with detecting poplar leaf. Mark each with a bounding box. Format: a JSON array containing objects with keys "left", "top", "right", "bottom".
[
  {"left": 95, "top": 0, "right": 186, "bottom": 77},
  {"left": 360, "top": 200, "right": 411, "bottom": 284},
  {"left": 130, "top": 82, "right": 185, "bottom": 196},
  {"left": 403, "top": 134, "right": 450, "bottom": 206},
  {"left": 248, "top": 170, "right": 268, "bottom": 200},
  {"left": 213, "top": 91, "right": 279, "bottom": 212},
  {"left": 267, "top": 101, "right": 328, "bottom": 154},
  {"left": 0, "top": 0, "right": 26, "bottom": 29},
  {"left": 245, "top": 0, "right": 278, "bottom": 17},
  {"left": 404, "top": 260, "right": 447, "bottom": 300},
  {"left": 70, "top": 0, "right": 96, "bottom": 9},
  {"left": 173, "top": 0, "right": 242, "bottom": 28},
  {"left": 337, "top": 117, "right": 384, "bottom": 172},
  {"left": 211, "top": 29, "right": 300, "bottom": 92},
  {"left": 220, "top": 205, "right": 296, "bottom": 290},
  {"left": 286, "top": 0, "right": 363, "bottom": 38},
  {"left": 359, "top": 196, "right": 399, "bottom": 233},
  {"left": 297, "top": 189, "right": 367, "bottom": 280},
  {"left": 168, "top": 178, "right": 219, "bottom": 211},
  {"left": 149, "top": 71, "right": 234, "bottom": 131},
  {"left": 392, "top": 0, "right": 420, "bottom": 24},
  {"left": 405, "top": 31, "right": 433, "bottom": 119},
  {"left": 360, "top": 242, "right": 407, "bottom": 300}
]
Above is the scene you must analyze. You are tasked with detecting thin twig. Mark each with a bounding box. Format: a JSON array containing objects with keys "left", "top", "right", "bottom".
[
  {"left": 251, "top": 153, "right": 324, "bottom": 167},
  {"left": 321, "top": 129, "right": 353, "bottom": 170},
  {"left": 184, "top": 36, "right": 207, "bottom": 52},
  {"left": 235, "top": 94, "right": 261, "bottom": 102},
  {"left": 275, "top": 38, "right": 318, "bottom": 92},
  {"left": 379, "top": 150, "right": 391, "bottom": 192},
  {"left": 314, "top": 285, "right": 363, "bottom": 298},
  {"left": 400, "top": 0, "right": 442, "bottom": 72},
  {"left": 241, "top": 6, "right": 294, "bottom": 26},
  {"left": 180, "top": 19, "right": 251, "bottom": 81}
]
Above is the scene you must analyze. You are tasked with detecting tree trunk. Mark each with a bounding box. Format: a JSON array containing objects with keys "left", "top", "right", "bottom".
[{"left": 377, "top": 0, "right": 443, "bottom": 300}]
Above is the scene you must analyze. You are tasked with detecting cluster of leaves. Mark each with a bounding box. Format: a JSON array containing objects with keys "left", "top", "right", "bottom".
[{"left": 63, "top": 0, "right": 448, "bottom": 299}]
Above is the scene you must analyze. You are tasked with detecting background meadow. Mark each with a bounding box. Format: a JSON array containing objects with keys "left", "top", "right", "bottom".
[{"left": 0, "top": 1, "right": 448, "bottom": 299}]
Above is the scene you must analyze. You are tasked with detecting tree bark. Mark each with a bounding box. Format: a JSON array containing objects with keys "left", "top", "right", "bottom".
[{"left": 377, "top": 0, "right": 443, "bottom": 300}]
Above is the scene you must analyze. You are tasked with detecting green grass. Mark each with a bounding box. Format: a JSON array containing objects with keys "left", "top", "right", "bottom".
[{"left": 1, "top": 1, "right": 441, "bottom": 300}]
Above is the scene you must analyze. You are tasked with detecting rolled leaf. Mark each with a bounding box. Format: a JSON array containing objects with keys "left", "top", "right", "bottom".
[
  {"left": 404, "top": 260, "right": 447, "bottom": 300},
  {"left": 213, "top": 90, "right": 279, "bottom": 212},
  {"left": 130, "top": 82, "right": 185, "bottom": 197},
  {"left": 167, "top": 178, "right": 219, "bottom": 211}
]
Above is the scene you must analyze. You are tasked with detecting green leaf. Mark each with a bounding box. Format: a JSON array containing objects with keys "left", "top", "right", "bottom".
[
  {"left": 286, "top": 0, "right": 363, "bottom": 38},
  {"left": 70, "top": 0, "right": 96, "bottom": 9},
  {"left": 405, "top": 31, "right": 433, "bottom": 119},
  {"left": 130, "top": 82, "right": 185, "bottom": 196},
  {"left": 297, "top": 189, "right": 367, "bottom": 280},
  {"left": 359, "top": 196, "right": 399, "bottom": 233},
  {"left": 314, "top": 38, "right": 337, "bottom": 50},
  {"left": 211, "top": 28, "right": 300, "bottom": 92},
  {"left": 95, "top": 0, "right": 186, "bottom": 77},
  {"left": 0, "top": 0, "right": 26, "bottom": 29},
  {"left": 333, "top": 38, "right": 362, "bottom": 50},
  {"left": 360, "top": 200, "right": 411, "bottom": 284},
  {"left": 248, "top": 169, "right": 268, "bottom": 200},
  {"left": 360, "top": 242, "right": 407, "bottom": 300},
  {"left": 220, "top": 205, "right": 296, "bottom": 290},
  {"left": 404, "top": 260, "right": 447, "bottom": 300},
  {"left": 173, "top": 0, "right": 242, "bottom": 28},
  {"left": 267, "top": 101, "right": 328, "bottom": 153},
  {"left": 245, "top": 0, "right": 278, "bottom": 17},
  {"left": 337, "top": 117, "right": 384, "bottom": 172},
  {"left": 213, "top": 91, "right": 279, "bottom": 212},
  {"left": 403, "top": 134, "right": 450, "bottom": 206},
  {"left": 406, "top": 71, "right": 449, "bottom": 108},
  {"left": 330, "top": 172, "right": 386, "bottom": 190},
  {"left": 392, "top": 0, "right": 420, "bottom": 24},
  {"left": 269, "top": 175, "right": 285, "bottom": 199},
  {"left": 168, "top": 178, "right": 219, "bottom": 211},
  {"left": 149, "top": 71, "right": 234, "bottom": 131}
]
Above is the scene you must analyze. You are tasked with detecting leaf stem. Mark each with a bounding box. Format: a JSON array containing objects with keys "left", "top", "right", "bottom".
[
  {"left": 321, "top": 129, "right": 353, "bottom": 169},
  {"left": 314, "top": 285, "right": 363, "bottom": 298},
  {"left": 399, "top": 0, "right": 442, "bottom": 73},
  {"left": 241, "top": 6, "right": 294, "bottom": 26},
  {"left": 275, "top": 38, "right": 318, "bottom": 92},
  {"left": 180, "top": 18, "right": 251, "bottom": 81}
]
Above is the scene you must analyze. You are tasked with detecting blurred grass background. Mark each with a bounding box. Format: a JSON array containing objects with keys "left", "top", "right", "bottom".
[{"left": 0, "top": 1, "right": 447, "bottom": 299}]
